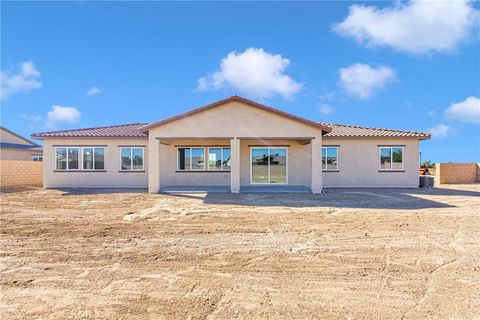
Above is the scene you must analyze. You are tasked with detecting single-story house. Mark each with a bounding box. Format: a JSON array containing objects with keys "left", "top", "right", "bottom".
[
  {"left": 1, "top": 126, "right": 43, "bottom": 161},
  {"left": 31, "top": 96, "right": 430, "bottom": 193}
]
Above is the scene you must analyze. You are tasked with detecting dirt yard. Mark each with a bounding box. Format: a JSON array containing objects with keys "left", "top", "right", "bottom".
[{"left": 1, "top": 185, "right": 479, "bottom": 319}]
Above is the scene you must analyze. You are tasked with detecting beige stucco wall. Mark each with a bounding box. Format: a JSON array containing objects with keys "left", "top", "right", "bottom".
[
  {"left": 0, "top": 148, "right": 42, "bottom": 160},
  {"left": 322, "top": 138, "right": 421, "bottom": 187},
  {"left": 42, "top": 138, "right": 148, "bottom": 188},
  {"left": 148, "top": 101, "right": 324, "bottom": 191}
]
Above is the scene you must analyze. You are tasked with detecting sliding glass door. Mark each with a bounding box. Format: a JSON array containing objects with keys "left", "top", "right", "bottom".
[{"left": 251, "top": 147, "right": 287, "bottom": 184}]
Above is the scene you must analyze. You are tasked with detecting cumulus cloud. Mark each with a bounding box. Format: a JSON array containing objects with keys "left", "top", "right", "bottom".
[
  {"left": 197, "top": 48, "right": 302, "bottom": 99},
  {"left": 429, "top": 124, "right": 451, "bottom": 138},
  {"left": 45, "top": 105, "right": 81, "bottom": 128},
  {"left": 86, "top": 86, "right": 101, "bottom": 95},
  {"left": 0, "top": 61, "right": 43, "bottom": 100},
  {"left": 319, "top": 103, "right": 334, "bottom": 115},
  {"left": 333, "top": 0, "right": 479, "bottom": 54},
  {"left": 338, "top": 63, "right": 395, "bottom": 99},
  {"left": 445, "top": 96, "right": 480, "bottom": 123}
]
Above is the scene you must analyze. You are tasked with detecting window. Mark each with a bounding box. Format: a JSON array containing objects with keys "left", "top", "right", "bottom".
[
  {"left": 178, "top": 147, "right": 205, "bottom": 170},
  {"left": 379, "top": 147, "right": 404, "bottom": 170},
  {"left": 55, "top": 147, "right": 79, "bottom": 170},
  {"left": 322, "top": 147, "right": 338, "bottom": 171},
  {"left": 32, "top": 155, "right": 43, "bottom": 162},
  {"left": 251, "top": 147, "right": 287, "bottom": 184},
  {"left": 178, "top": 147, "right": 230, "bottom": 171},
  {"left": 83, "top": 147, "right": 105, "bottom": 170},
  {"left": 121, "top": 147, "right": 144, "bottom": 171},
  {"left": 208, "top": 147, "right": 231, "bottom": 170},
  {"left": 56, "top": 147, "right": 105, "bottom": 171}
]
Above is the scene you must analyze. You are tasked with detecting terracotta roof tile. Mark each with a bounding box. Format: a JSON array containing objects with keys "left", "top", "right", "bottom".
[
  {"left": 322, "top": 122, "right": 430, "bottom": 139},
  {"left": 31, "top": 123, "right": 148, "bottom": 139}
]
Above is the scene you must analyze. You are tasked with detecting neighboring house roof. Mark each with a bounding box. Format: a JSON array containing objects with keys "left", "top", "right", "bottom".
[
  {"left": 138, "top": 96, "right": 333, "bottom": 133},
  {"left": 1, "top": 126, "right": 40, "bottom": 147},
  {"left": 322, "top": 123, "right": 431, "bottom": 139},
  {"left": 0, "top": 142, "right": 43, "bottom": 152},
  {"left": 31, "top": 123, "right": 148, "bottom": 139}
]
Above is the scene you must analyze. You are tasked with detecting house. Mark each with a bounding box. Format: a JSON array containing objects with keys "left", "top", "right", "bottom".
[
  {"left": 1, "top": 126, "right": 43, "bottom": 161},
  {"left": 31, "top": 96, "right": 430, "bottom": 193}
]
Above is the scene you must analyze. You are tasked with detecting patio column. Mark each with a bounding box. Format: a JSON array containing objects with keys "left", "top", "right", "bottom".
[
  {"left": 230, "top": 138, "right": 240, "bottom": 193},
  {"left": 311, "top": 136, "right": 323, "bottom": 193},
  {"left": 148, "top": 137, "right": 161, "bottom": 193}
]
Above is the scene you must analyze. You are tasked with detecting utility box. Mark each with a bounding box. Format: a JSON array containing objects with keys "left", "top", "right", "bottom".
[{"left": 419, "top": 175, "right": 434, "bottom": 188}]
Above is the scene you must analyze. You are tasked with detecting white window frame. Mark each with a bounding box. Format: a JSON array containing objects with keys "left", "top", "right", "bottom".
[
  {"left": 207, "top": 147, "right": 231, "bottom": 171},
  {"left": 55, "top": 147, "right": 80, "bottom": 171},
  {"left": 82, "top": 147, "right": 105, "bottom": 171},
  {"left": 32, "top": 155, "right": 43, "bottom": 162},
  {"left": 250, "top": 147, "right": 288, "bottom": 185},
  {"left": 379, "top": 146, "right": 405, "bottom": 171},
  {"left": 322, "top": 147, "right": 339, "bottom": 171},
  {"left": 176, "top": 147, "right": 205, "bottom": 171},
  {"left": 120, "top": 147, "right": 145, "bottom": 171}
]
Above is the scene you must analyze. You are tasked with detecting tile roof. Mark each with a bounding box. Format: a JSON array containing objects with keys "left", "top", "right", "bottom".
[
  {"left": 31, "top": 123, "right": 148, "bottom": 139},
  {"left": 322, "top": 123, "right": 430, "bottom": 139}
]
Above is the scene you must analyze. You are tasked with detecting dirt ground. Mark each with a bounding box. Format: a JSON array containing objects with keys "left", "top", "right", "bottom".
[{"left": 1, "top": 185, "right": 479, "bottom": 319}]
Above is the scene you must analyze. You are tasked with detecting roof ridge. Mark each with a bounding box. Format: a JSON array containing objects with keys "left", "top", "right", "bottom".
[
  {"left": 320, "top": 122, "right": 429, "bottom": 135},
  {"left": 32, "top": 122, "right": 148, "bottom": 136}
]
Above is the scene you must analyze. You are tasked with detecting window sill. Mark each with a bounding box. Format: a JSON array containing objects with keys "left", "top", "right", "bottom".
[
  {"left": 54, "top": 170, "right": 107, "bottom": 172},
  {"left": 322, "top": 170, "right": 340, "bottom": 172},
  {"left": 119, "top": 170, "right": 146, "bottom": 173},
  {"left": 176, "top": 170, "right": 231, "bottom": 173},
  {"left": 378, "top": 170, "right": 405, "bottom": 172}
]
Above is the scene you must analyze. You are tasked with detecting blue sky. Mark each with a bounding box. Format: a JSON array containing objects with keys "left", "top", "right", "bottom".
[{"left": 1, "top": 1, "right": 479, "bottom": 162}]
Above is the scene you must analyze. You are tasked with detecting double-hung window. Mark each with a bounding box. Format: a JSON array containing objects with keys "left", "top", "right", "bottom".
[
  {"left": 379, "top": 147, "right": 404, "bottom": 171},
  {"left": 56, "top": 147, "right": 79, "bottom": 170},
  {"left": 322, "top": 147, "right": 338, "bottom": 171},
  {"left": 121, "top": 147, "right": 144, "bottom": 171},
  {"left": 82, "top": 147, "right": 105, "bottom": 170}
]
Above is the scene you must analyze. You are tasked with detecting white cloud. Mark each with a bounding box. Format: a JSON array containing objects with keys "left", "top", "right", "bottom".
[
  {"left": 319, "top": 103, "right": 334, "bottom": 115},
  {"left": 429, "top": 124, "right": 451, "bottom": 138},
  {"left": 197, "top": 48, "right": 302, "bottom": 99},
  {"left": 445, "top": 96, "right": 480, "bottom": 123},
  {"left": 338, "top": 63, "right": 395, "bottom": 99},
  {"left": 427, "top": 110, "right": 436, "bottom": 117},
  {"left": 86, "top": 86, "right": 101, "bottom": 95},
  {"left": 333, "top": 0, "right": 479, "bottom": 54},
  {"left": 0, "top": 61, "right": 43, "bottom": 100},
  {"left": 21, "top": 113, "right": 43, "bottom": 122},
  {"left": 45, "top": 105, "right": 81, "bottom": 128}
]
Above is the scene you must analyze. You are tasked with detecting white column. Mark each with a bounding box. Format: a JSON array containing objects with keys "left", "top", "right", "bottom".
[
  {"left": 311, "top": 136, "right": 323, "bottom": 193},
  {"left": 148, "top": 137, "right": 160, "bottom": 193},
  {"left": 230, "top": 138, "right": 241, "bottom": 193}
]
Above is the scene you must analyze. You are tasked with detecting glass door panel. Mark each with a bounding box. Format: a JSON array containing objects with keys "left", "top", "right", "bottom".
[
  {"left": 251, "top": 148, "right": 269, "bottom": 183},
  {"left": 269, "top": 148, "right": 287, "bottom": 183}
]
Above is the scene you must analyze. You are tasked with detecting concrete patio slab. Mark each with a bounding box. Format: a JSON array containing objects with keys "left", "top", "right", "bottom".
[{"left": 240, "top": 186, "right": 312, "bottom": 193}]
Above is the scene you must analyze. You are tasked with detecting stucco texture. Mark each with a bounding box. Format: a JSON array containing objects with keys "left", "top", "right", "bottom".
[{"left": 42, "top": 138, "right": 148, "bottom": 188}]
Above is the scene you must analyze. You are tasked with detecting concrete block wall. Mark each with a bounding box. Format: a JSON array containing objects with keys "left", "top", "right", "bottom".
[
  {"left": 435, "top": 163, "right": 480, "bottom": 185},
  {"left": 0, "top": 160, "right": 43, "bottom": 187}
]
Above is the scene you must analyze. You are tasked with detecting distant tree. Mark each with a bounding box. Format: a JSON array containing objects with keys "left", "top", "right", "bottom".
[{"left": 421, "top": 160, "right": 435, "bottom": 169}]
